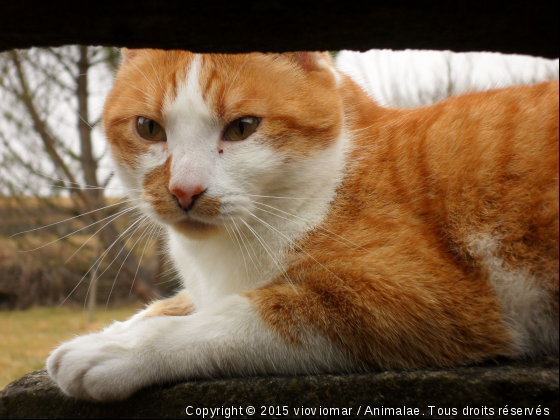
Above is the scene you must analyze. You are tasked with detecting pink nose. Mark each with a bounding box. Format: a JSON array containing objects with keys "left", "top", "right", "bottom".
[{"left": 170, "top": 185, "right": 205, "bottom": 210}]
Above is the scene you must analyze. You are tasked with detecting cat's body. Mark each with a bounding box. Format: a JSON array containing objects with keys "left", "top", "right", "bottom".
[{"left": 47, "top": 51, "right": 559, "bottom": 402}]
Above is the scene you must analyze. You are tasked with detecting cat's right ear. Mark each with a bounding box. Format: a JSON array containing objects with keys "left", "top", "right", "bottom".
[{"left": 120, "top": 48, "right": 138, "bottom": 62}]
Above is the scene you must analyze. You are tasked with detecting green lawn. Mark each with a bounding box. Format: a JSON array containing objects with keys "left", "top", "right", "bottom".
[{"left": 0, "top": 306, "right": 141, "bottom": 390}]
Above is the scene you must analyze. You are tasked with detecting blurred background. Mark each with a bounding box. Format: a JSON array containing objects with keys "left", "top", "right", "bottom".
[
  {"left": 0, "top": 46, "right": 558, "bottom": 389},
  {"left": 0, "top": 46, "right": 176, "bottom": 388}
]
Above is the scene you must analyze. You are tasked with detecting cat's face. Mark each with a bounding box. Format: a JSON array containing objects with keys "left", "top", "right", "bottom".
[{"left": 103, "top": 50, "right": 343, "bottom": 237}]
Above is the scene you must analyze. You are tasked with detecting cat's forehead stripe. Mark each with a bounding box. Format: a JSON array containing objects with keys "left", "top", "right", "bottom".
[{"left": 164, "top": 55, "right": 210, "bottom": 124}]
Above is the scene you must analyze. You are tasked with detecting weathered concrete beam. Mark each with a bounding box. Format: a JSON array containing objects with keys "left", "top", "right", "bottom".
[
  {"left": 0, "top": 357, "right": 558, "bottom": 419},
  {"left": 1, "top": 2, "right": 558, "bottom": 58}
]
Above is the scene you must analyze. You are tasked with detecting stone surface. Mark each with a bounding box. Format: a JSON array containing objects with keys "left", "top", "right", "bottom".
[
  {"left": 0, "top": 2, "right": 558, "bottom": 58},
  {"left": 0, "top": 357, "right": 558, "bottom": 419}
]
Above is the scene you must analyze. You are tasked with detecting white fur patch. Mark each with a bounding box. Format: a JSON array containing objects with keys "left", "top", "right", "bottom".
[
  {"left": 164, "top": 55, "right": 222, "bottom": 191},
  {"left": 47, "top": 295, "right": 352, "bottom": 401},
  {"left": 48, "top": 52, "right": 355, "bottom": 402},
  {"left": 156, "top": 55, "right": 351, "bottom": 309},
  {"left": 468, "top": 235, "right": 559, "bottom": 356},
  {"left": 168, "top": 127, "right": 349, "bottom": 310}
]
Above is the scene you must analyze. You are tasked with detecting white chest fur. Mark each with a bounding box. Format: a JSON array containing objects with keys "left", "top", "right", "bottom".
[{"left": 168, "top": 132, "right": 350, "bottom": 311}]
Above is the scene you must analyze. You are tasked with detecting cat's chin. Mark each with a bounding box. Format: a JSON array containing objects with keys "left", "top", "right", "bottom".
[{"left": 172, "top": 218, "right": 221, "bottom": 240}]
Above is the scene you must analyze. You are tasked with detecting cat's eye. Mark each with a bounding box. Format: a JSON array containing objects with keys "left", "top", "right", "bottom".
[
  {"left": 224, "top": 117, "right": 260, "bottom": 142},
  {"left": 136, "top": 117, "right": 167, "bottom": 142}
]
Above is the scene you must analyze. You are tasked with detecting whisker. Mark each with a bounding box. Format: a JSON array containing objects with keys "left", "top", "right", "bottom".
[
  {"left": 66, "top": 214, "right": 145, "bottom": 307},
  {"left": 80, "top": 215, "right": 146, "bottom": 307},
  {"left": 243, "top": 207, "right": 354, "bottom": 293},
  {"left": 230, "top": 216, "right": 263, "bottom": 277},
  {"left": 65, "top": 205, "right": 139, "bottom": 264},
  {"left": 107, "top": 115, "right": 136, "bottom": 127},
  {"left": 78, "top": 113, "right": 94, "bottom": 130},
  {"left": 146, "top": 55, "right": 164, "bottom": 90},
  {"left": 238, "top": 218, "right": 298, "bottom": 293},
  {"left": 130, "top": 223, "right": 160, "bottom": 294},
  {"left": 91, "top": 217, "right": 146, "bottom": 286},
  {"left": 252, "top": 203, "right": 354, "bottom": 251},
  {"left": 106, "top": 218, "right": 151, "bottom": 309},
  {"left": 12, "top": 197, "right": 139, "bottom": 238},
  {"left": 28, "top": 169, "right": 140, "bottom": 192},
  {"left": 127, "top": 58, "right": 158, "bottom": 93},
  {"left": 152, "top": 261, "right": 181, "bottom": 287},
  {"left": 153, "top": 277, "right": 181, "bottom": 286},
  {"left": 251, "top": 200, "right": 378, "bottom": 257},
  {"left": 114, "top": 77, "right": 153, "bottom": 100},
  {"left": 223, "top": 222, "right": 238, "bottom": 249},
  {"left": 114, "top": 96, "right": 155, "bottom": 109},
  {"left": 245, "top": 194, "right": 318, "bottom": 200},
  {"left": 156, "top": 266, "right": 178, "bottom": 280},
  {"left": 226, "top": 219, "right": 250, "bottom": 280},
  {"left": 254, "top": 201, "right": 403, "bottom": 289},
  {"left": 223, "top": 98, "right": 262, "bottom": 112},
  {"left": 18, "top": 204, "right": 143, "bottom": 253},
  {"left": 53, "top": 185, "right": 141, "bottom": 192},
  {"left": 349, "top": 122, "right": 378, "bottom": 134},
  {"left": 221, "top": 56, "right": 250, "bottom": 105}
]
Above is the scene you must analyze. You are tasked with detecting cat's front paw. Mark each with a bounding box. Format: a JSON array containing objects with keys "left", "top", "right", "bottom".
[{"left": 47, "top": 331, "right": 144, "bottom": 402}]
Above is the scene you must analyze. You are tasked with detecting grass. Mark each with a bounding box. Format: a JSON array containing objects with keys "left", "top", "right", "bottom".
[{"left": 0, "top": 305, "right": 141, "bottom": 391}]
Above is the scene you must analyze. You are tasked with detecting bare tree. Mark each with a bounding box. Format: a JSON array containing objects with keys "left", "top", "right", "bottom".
[{"left": 0, "top": 47, "right": 159, "bottom": 307}]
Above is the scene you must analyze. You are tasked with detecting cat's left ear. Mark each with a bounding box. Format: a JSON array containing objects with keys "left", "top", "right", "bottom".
[{"left": 288, "top": 52, "right": 334, "bottom": 72}]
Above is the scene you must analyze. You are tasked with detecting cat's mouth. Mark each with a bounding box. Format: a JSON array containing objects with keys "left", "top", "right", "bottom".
[
  {"left": 143, "top": 190, "right": 256, "bottom": 237},
  {"left": 165, "top": 208, "right": 223, "bottom": 238},
  {"left": 171, "top": 195, "right": 222, "bottom": 229},
  {"left": 184, "top": 194, "right": 222, "bottom": 220},
  {"left": 174, "top": 217, "right": 218, "bottom": 235},
  {"left": 143, "top": 191, "right": 226, "bottom": 236}
]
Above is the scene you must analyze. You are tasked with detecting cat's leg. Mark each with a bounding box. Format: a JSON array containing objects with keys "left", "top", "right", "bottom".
[
  {"left": 47, "top": 265, "right": 510, "bottom": 402},
  {"left": 46, "top": 290, "right": 354, "bottom": 402},
  {"left": 139, "top": 289, "right": 195, "bottom": 318},
  {"left": 102, "top": 290, "right": 195, "bottom": 334}
]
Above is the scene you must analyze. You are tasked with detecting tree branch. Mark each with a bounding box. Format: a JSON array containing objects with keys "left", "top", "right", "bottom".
[
  {"left": 76, "top": 46, "right": 101, "bottom": 202},
  {"left": 9, "top": 50, "right": 92, "bottom": 209},
  {"left": 25, "top": 57, "right": 75, "bottom": 93},
  {"left": 46, "top": 47, "right": 77, "bottom": 77}
]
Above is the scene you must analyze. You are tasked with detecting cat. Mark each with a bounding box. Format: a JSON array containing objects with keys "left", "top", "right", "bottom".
[{"left": 47, "top": 49, "right": 559, "bottom": 402}]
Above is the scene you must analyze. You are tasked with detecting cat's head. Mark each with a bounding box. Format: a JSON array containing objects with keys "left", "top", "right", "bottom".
[{"left": 103, "top": 50, "right": 344, "bottom": 238}]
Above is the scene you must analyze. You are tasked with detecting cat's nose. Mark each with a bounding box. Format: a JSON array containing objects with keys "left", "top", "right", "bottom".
[{"left": 170, "top": 186, "right": 205, "bottom": 211}]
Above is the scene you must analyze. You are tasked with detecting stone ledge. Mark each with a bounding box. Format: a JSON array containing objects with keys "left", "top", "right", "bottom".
[{"left": 0, "top": 357, "right": 558, "bottom": 419}]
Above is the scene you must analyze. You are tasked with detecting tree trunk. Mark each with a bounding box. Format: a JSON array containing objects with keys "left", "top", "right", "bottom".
[{"left": 77, "top": 46, "right": 101, "bottom": 206}]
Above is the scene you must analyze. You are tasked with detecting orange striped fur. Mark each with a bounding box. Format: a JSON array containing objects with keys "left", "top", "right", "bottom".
[
  {"left": 103, "top": 49, "right": 558, "bottom": 367},
  {"left": 250, "top": 79, "right": 559, "bottom": 367},
  {"left": 46, "top": 50, "right": 559, "bottom": 402}
]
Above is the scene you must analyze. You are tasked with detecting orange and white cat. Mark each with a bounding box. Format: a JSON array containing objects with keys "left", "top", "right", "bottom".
[{"left": 47, "top": 50, "right": 559, "bottom": 402}]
